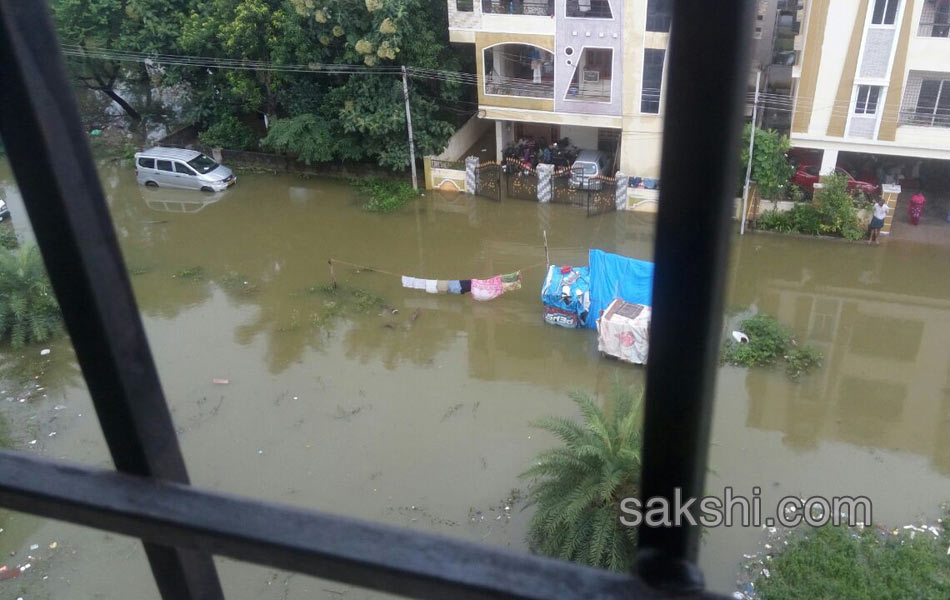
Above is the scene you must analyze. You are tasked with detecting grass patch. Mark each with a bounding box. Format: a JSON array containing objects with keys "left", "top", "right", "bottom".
[
  {"left": 218, "top": 271, "right": 260, "bottom": 296},
  {"left": 304, "top": 284, "right": 386, "bottom": 331},
  {"left": 751, "top": 520, "right": 950, "bottom": 600},
  {"left": 721, "top": 314, "right": 822, "bottom": 380},
  {"left": 173, "top": 266, "right": 205, "bottom": 280},
  {"left": 353, "top": 177, "right": 417, "bottom": 213}
]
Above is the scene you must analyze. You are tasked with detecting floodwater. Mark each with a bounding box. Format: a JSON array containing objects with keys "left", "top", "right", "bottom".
[{"left": 1, "top": 159, "right": 949, "bottom": 598}]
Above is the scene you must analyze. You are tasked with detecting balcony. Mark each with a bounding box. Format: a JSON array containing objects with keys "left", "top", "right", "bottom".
[
  {"left": 566, "top": 0, "right": 613, "bottom": 19},
  {"left": 483, "top": 44, "right": 554, "bottom": 98},
  {"left": 564, "top": 48, "right": 612, "bottom": 103},
  {"left": 481, "top": 0, "right": 553, "bottom": 16},
  {"left": 899, "top": 110, "right": 950, "bottom": 127}
]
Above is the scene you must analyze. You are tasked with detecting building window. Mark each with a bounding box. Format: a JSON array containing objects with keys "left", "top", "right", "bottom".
[
  {"left": 565, "top": 48, "right": 612, "bottom": 102},
  {"left": 483, "top": 44, "right": 554, "bottom": 99},
  {"left": 456, "top": 0, "right": 474, "bottom": 12},
  {"left": 854, "top": 85, "right": 882, "bottom": 114},
  {"left": 871, "top": 0, "right": 900, "bottom": 25},
  {"left": 641, "top": 49, "right": 665, "bottom": 113},
  {"left": 918, "top": 0, "right": 950, "bottom": 37},
  {"left": 914, "top": 79, "right": 950, "bottom": 126},
  {"left": 480, "top": 0, "right": 554, "bottom": 16},
  {"left": 646, "top": 0, "right": 672, "bottom": 32},
  {"left": 566, "top": 0, "right": 613, "bottom": 19}
]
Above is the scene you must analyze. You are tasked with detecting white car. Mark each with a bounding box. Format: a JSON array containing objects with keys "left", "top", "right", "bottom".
[{"left": 134, "top": 147, "right": 236, "bottom": 192}]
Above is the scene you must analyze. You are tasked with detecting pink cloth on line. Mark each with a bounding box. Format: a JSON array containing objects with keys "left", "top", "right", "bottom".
[{"left": 471, "top": 276, "right": 504, "bottom": 301}]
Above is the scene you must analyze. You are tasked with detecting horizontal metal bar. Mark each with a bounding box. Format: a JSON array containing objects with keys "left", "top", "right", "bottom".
[{"left": 0, "top": 451, "right": 726, "bottom": 600}]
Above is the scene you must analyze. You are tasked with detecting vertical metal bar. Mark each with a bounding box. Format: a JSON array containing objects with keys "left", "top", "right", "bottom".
[
  {"left": 637, "top": 0, "right": 754, "bottom": 592},
  {"left": 0, "top": 2, "right": 224, "bottom": 599}
]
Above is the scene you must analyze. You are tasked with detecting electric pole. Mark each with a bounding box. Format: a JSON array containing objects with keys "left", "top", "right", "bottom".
[
  {"left": 401, "top": 66, "right": 418, "bottom": 191},
  {"left": 741, "top": 69, "right": 761, "bottom": 235}
]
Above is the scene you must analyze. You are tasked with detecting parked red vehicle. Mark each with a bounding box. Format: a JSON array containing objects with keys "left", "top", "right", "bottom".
[{"left": 792, "top": 164, "right": 880, "bottom": 196}]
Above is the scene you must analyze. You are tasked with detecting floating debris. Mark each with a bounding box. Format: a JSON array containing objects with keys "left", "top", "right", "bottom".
[
  {"left": 212, "top": 378, "right": 229, "bottom": 385},
  {"left": 39, "top": 349, "right": 50, "bottom": 356}
]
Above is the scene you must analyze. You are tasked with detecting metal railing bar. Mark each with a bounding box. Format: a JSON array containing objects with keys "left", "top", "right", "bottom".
[
  {"left": 0, "top": 451, "right": 730, "bottom": 600},
  {"left": 0, "top": 1, "right": 223, "bottom": 598},
  {"left": 637, "top": 0, "right": 754, "bottom": 593}
]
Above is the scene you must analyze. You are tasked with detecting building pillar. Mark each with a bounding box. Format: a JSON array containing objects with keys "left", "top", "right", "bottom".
[
  {"left": 819, "top": 148, "right": 839, "bottom": 175},
  {"left": 537, "top": 163, "right": 553, "bottom": 203},
  {"left": 615, "top": 171, "right": 629, "bottom": 210},
  {"left": 465, "top": 156, "right": 479, "bottom": 195},
  {"left": 880, "top": 184, "right": 901, "bottom": 236},
  {"left": 495, "top": 120, "right": 505, "bottom": 164}
]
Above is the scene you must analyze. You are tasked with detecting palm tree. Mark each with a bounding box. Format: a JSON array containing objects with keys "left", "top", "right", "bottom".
[
  {"left": 0, "top": 244, "right": 63, "bottom": 348},
  {"left": 520, "top": 382, "right": 643, "bottom": 571}
]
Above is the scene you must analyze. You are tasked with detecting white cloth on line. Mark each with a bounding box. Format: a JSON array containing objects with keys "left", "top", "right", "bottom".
[{"left": 425, "top": 279, "right": 439, "bottom": 294}]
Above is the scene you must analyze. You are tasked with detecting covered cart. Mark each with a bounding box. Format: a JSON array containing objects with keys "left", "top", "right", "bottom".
[{"left": 597, "top": 299, "right": 651, "bottom": 364}]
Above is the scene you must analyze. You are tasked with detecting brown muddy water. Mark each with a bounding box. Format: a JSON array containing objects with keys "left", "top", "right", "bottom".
[{"left": 1, "top": 159, "right": 950, "bottom": 598}]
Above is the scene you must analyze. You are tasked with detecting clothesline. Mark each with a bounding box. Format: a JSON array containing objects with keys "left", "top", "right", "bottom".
[{"left": 328, "top": 258, "right": 550, "bottom": 279}]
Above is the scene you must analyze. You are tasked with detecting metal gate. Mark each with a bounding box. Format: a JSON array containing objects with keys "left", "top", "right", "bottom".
[
  {"left": 586, "top": 176, "right": 618, "bottom": 217},
  {"left": 551, "top": 167, "right": 585, "bottom": 208},
  {"left": 475, "top": 162, "right": 501, "bottom": 202},
  {"left": 504, "top": 158, "right": 538, "bottom": 201}
]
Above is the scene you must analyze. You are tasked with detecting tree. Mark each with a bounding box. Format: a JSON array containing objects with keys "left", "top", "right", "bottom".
[
  {"left": 52, "top": 0, "right": 190, "bottom": 122},
  {"left": 520, "top": 383, "right": 643, "bottom": 571},
  {"left": 739, "top": 124, "right": 794, "bottom": 199}
]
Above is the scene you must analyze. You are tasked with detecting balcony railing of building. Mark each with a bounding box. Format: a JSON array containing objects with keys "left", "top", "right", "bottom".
[
  {"left": 481, "top": 0, "right": 554, "bottom": 16},
  {"left": 566, "top": 0, "right": 613, "bottom": 19},
  {"left": 918, "top": 21, "right": 950, "bottom": 37},
  {"left": 899, "top": 110, "right": 950, "bottom": 127},
  {"left": 485, "top": 73, "right": 554, "bottom": 98}
]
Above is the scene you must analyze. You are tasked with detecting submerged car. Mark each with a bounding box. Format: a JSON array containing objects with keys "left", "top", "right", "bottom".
[
  {"left": 134, "top": 147, "right": 236, "bottom": 192},
  {"left": 791, "top": 164, "right": 879, "bottom": 196},
  {"left": 569, "top": 150, "right": 610, "bottom": 191}
]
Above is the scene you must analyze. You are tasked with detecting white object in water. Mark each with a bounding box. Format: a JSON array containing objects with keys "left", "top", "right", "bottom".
[
  {"left": 40, "top": 348, "right": 50, "bottom": 356},
  {"left": 732, "top": 331, "right": 749, "bottom": 344}
]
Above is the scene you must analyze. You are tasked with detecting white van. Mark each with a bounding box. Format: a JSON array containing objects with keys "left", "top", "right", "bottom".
[
  {"left": 134, "top": 147, "right": 236, "bottom": 192},
  {"left": 569, "top": 150, "right": 609, "bottom": 191}
]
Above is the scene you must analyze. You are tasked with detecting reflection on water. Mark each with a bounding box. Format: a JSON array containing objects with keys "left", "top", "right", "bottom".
[{"left": 2, "top": 159, "right": 950, "bottom": 596}]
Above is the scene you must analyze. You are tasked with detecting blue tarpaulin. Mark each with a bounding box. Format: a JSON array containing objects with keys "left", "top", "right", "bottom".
[{"left": 585, "top": 249, "right": 654, "bottom": 330}]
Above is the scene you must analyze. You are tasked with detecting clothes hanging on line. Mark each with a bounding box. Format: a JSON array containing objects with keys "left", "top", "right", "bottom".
[{"left": 449, "top": 280, "right": 462, "bottom": 294}]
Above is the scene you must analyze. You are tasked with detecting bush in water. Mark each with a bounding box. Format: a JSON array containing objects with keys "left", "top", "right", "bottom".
[{"left": 0, "top": 244, "right": 63, "bottom": 348}]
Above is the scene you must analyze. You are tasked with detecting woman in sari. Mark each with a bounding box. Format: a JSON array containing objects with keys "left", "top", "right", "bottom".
[{"left": 908, "top": 191, "right": 926, "bottom": 226}]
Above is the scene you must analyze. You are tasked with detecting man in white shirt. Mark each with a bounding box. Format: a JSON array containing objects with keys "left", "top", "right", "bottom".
[{"left": 869, "top": 196, "right": 888, "bottom": 245}]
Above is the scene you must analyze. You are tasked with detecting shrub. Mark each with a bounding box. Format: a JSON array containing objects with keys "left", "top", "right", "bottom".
[
  {"left": 0, "top": 244, "right": 63, "bottom": 348},
  {"left": 739, "top": 125, "right": 794, "bottom": 199},
  {"left": 789, "top": 203, "right": 822, "bottom": 235},
  {"left": 260, "top": 114, "right": 335, "bottom": 164},
  {"left": 0, "top": 225, "right": 18, "bottom": 250},
  {"left": 813, "top": 174, "right": 862, "bottom": 238},
  {"left": 520, "top": 383, "right": 642, "bottom": 571},
  {"left": 785, "top": 346, "right": 823, "bottom": 379},
  {"left": 354, "top": 177, "right": 416, "bottom": 213},
  {"left": 722, "top": 314, "right": 791, "bottom": 367},
  {"left": 753, "top": 520, "right": 950, "bottom": 600},
  {"left": 758, "top": 210, "right": 795, "bottom": 233},
  {"left": 198, "top": 115, "right": 258, "bottom": 151}
]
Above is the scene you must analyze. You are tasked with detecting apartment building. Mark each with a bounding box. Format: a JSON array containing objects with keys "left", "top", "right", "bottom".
[
  {"left": 446, "top": 0, "right": 673, "bottom": 189},
  {"left": 791, "top": 0, "right": 950, "bottom": 183}
]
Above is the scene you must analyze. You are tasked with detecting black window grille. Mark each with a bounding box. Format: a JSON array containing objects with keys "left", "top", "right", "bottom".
[
  {"left": 641, "top": 49, "right": 666, "bottom": 113},
  {"left": 0, "top": 0, "right": 754, "bottom": 598},
  {"left": 647, "top": 0, "right": 673, "bottom": 32}
]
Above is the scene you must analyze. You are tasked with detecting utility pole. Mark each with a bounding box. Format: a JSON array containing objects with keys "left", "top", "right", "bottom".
[
  {"left": 401, "top": 66, "right": 418, "bottom": 191},
  {"left": 741, "top": 69, "right": 761, "bottom": 236}
]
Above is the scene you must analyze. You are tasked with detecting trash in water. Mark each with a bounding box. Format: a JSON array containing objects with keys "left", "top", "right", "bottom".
[
  {"left": 47, "top": 432, "right": 56, "bottom": 437},
  {"left": 40, "top": 349, "right": 50, "bottom": 356},
  {"left": 257, "top": 449, "right": 263, "bottom": 455},
  {"left": 48, "top": 542, "right": 57, "bottom": 549},
  {"left": 28, "top": 440, "right": 36, "bottom": 445},
  {"left": 29, "top": 545, "right": 38, "bottom": 551},
  {"left": 212, "top": 378, "right": 229, "bottom": 385},
  {"left": 732, "top": 331, "right": 749, "bottom": 344},
  {"left": 54, "top": 405, "right": 66, "bottom": 411}
]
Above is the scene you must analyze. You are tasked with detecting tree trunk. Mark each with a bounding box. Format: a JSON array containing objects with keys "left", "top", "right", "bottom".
[{"left": 101, "top": 87, "right": 142, "bottom": 122}]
